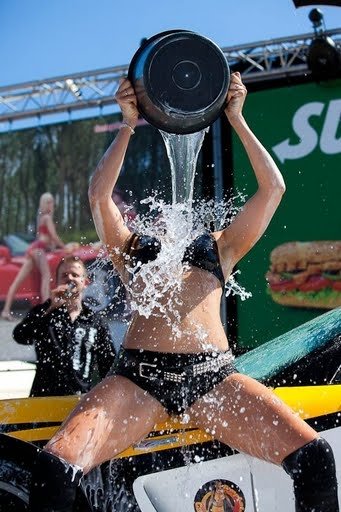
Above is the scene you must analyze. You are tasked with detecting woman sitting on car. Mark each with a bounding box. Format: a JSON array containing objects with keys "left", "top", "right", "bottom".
[{"left": 1, "top": 192, "right": 65, "bottom": 321}]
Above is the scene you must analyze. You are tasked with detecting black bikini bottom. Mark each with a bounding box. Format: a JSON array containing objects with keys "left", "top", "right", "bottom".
[{"left": 109, "top": 347, "right": 237, "bottom": 415}]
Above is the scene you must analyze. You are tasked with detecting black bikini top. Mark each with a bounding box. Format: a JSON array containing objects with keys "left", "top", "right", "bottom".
[{"left": 126, "top": 232, "right": 225, "bottom": 288}]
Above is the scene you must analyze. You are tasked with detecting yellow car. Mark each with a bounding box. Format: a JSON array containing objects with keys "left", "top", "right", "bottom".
[{"left": 0, "top": 308, "right": 340, "bottom": 511}]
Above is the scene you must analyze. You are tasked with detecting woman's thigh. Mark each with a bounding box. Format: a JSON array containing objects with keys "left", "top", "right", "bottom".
[
  {"left": 187, "top": 372, "right": 318, "bottom": 465},
  {"left": 9, "top": 258, "right": 34, "bottom": 287},
  {"left": 46, "top": 375, "right": 169, "bottom": 472},
  {"left": 31, "top": 250, "right": 50, "bottom": 275}
]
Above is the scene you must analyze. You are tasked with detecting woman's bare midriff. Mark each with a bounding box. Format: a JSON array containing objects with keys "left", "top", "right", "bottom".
[
  {"left": 36, "top": 232, "right": 54, "bottom": 250},
  {"left": 123, "top": 268, "right": 230, "bottom": 353}
]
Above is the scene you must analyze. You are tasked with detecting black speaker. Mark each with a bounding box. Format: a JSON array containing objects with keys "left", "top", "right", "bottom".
[
  {"left": 308, "top": 36, "right": 341, "bottom": 79},
  {"left": 128, "top": 30, "right": 230, "bottom": 134}
]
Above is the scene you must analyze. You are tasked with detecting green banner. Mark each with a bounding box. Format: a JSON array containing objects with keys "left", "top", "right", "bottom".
[{"left": 232, "top": 79, "right": 341, "bottom": 349}]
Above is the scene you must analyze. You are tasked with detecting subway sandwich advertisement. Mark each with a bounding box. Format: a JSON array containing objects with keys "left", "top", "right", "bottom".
[{"left": 232, "top": 79, "right": 341, "bottom": 350}]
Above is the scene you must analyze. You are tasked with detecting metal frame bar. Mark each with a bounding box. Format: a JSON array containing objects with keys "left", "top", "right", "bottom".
[{"left": 0, "top": 29, "right": 340, "bottom": 127}]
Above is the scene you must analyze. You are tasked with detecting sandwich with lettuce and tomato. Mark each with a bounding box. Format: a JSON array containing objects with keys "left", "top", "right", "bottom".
[{"left": 266, "top": 241, "right": 341, "bottom": 309}]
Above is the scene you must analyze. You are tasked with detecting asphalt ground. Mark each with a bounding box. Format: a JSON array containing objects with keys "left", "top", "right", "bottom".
[{"left": 0, "top": 305, "right": 36, "bottom": 398}]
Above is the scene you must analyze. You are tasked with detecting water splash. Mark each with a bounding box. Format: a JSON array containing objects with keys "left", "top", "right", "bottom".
[
  {"left": 126, "top": 195, "right": 250, "bottom": 321},
  {"left": 89, "top": 192, "right": 251, "bottom": 327},
  {"left": 225, "top": 270, "right": 252, "bottom": 302},
  {"left": 126, "top": 200, "right": 193, "bottom": 324},
  {"left": 83, "top": 462, "right": 138, "bottom": 511}
]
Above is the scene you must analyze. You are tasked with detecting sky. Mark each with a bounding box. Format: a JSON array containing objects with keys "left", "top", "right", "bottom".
[{"left": 2, "top": 0, "right": 341, "bottom": 87}]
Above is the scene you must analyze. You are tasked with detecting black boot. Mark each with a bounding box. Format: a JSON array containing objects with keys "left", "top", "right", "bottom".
[
  {"left": 282, "top": 437, "right": 339, "bottom": 512},
  {"left": 29, "top": 449, "right": 83, "bottom": 512}
]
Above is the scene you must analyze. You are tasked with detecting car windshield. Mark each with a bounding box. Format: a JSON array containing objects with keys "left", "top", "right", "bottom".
[{"left": 3, "top": 235, "right": 29, "bottom": 256}]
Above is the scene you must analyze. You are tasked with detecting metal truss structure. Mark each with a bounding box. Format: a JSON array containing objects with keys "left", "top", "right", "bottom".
[{"left": 1, "top": 28, "right": 340, "bottom": 128}]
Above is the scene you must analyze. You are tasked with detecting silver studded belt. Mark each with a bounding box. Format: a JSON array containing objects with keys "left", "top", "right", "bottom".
[{"left": 138, "top": 351, "right": 235, "bottom": 382}]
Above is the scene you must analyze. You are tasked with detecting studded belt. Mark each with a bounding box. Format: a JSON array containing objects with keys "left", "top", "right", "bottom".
[{"left": 137, "top": 351, "right": 235, "bottom": 383}]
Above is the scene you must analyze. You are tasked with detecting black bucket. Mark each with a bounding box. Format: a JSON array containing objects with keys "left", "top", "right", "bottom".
[{"left": 128, "top": 30, "right": 230, "bottom": 134}]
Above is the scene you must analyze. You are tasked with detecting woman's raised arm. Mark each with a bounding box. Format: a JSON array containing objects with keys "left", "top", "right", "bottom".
[
  {"left": 217, "top": 72, "right": 286, "bottom": 270},
  {"left": 88, "top": 79, "right": 138, "bottom": 267}
]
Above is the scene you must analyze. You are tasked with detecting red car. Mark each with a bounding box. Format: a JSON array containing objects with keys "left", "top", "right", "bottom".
[{"left": 0, "top": 234, "right": 122, "bottom": 315}]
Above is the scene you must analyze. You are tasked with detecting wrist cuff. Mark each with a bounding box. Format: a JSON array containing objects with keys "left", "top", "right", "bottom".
[{"left": 120, "top": 122, "right": 135, "bottom": 135}]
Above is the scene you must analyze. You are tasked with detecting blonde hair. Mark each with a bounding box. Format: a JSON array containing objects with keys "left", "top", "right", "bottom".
[{"left": 39, "top": 192, "right": 54, "bottom": 214}]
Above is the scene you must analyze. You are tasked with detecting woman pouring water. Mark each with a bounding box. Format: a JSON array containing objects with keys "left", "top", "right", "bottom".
[{"left": 29, "top": 73, "right": 339, "bottom": 512}]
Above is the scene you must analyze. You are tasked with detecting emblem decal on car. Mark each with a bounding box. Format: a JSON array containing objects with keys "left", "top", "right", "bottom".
[{"left": 194, "top": 479, "right": 245, "bottom": 511}]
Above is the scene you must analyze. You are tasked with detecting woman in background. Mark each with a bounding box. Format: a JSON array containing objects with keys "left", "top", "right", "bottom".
[{"left": 1, "top": 192, "right": 65, "bottom": 320}]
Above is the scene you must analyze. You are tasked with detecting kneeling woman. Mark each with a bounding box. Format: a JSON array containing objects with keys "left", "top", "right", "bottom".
[{"left": 29, "top": 74, "right": 339, "bottom": 512}]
